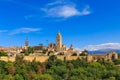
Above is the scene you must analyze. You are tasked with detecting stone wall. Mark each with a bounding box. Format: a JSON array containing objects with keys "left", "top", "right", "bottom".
[
  {"left": 0, "top": 52, "right": 118, "bottom": 62},
  {"left": 0, "top": 56, "right": 87, "bottom": 62}
]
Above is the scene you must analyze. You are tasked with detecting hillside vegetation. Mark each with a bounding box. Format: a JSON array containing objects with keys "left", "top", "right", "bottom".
[{"left": 0, "top": 55, "right": 120, "bottom": 80}]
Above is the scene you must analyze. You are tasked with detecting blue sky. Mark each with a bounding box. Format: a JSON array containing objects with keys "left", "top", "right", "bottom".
[{"left": 0, "top": 0, "right": 120, "bottom": 50}]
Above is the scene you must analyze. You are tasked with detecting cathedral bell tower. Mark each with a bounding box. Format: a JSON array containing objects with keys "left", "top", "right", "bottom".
[
  {"left": 56, "top": 32, "right": 62, "bottom": 52},
  {"left": 25, "top": 38, "right": 29, "bottom": 50}
]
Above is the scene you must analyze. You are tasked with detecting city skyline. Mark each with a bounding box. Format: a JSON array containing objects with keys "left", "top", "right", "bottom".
[{"left": 0, "top": 0, "right": 120, "bottom": 51}]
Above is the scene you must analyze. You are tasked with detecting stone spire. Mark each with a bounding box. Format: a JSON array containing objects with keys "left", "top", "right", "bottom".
[
  {"left": 70, "top": 44, "right": 74, "bottom": 49},
  {"left": 25, "top": 38, "right": 29, "bottom": 48},
  {"left": 56, "top": 32, "right": 62, "bottom": 52}
]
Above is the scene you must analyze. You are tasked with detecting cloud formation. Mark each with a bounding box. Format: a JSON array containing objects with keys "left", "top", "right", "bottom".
[
  {"left": 47, "top": 0, "right": 64, "bottom": 6},
  {"left": 42, "top": 0, "right": 91, "bottom": 18},
  {"left": 1, "top": 0, "right": 91, "bottom": 20},
  {"left": 0, "top": 30, "right": 7, "bottom": 33},
  {"left": 84, "top": 43, "right": 120, "bottom": 51},
  {"left": 10, "top": 28, "right": 41, "bottom": 35}
]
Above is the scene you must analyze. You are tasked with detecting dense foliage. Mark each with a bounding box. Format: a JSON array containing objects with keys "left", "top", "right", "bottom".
[
  {"left": 0, "top": 55, "right": 120, "bottom": 80},
  {"left": 0, "top": 51, "right": 7, "bottom": 56},
  {"left": 23, "top": 47, "right": 34, "bottom": 56}
]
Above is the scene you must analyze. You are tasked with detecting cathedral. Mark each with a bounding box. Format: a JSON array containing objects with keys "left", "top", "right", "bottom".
[
  {"left": 48, "top": 32, "right": 67, "bottom": 52},
  {"left": 23, "top": 32, "right": 76, "bottom": 55}
]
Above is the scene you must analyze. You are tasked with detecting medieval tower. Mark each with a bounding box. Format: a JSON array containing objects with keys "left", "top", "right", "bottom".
[
  {"left": 56, "top": 32, "right": 62, "bottom": 51},
  {"left": 25, "top": 38, "right": 29, "bottom": 50}
]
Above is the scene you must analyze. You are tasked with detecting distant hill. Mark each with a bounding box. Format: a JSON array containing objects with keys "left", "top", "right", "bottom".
[{"left": 88, "top": 49, "right": 120, "bottom": 54}]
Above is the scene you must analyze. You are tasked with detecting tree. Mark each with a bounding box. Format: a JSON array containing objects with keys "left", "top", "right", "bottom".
[
  {"left": 15, "top": 54, "right": 24, "bottom": 67},
  {"left": 33, "top": 74, "right": 53, "bottom": 80},
  {"left": 55, "top": 59, "right": 65, "bottom": 66},
  {"left": 5, "top": 62, "right": 15, "bottom": 75},
  {"left": 67, "top": 63, "right": 74, "bottom": 71},
  {"left": 28, "top": 71, "right": 35, "bottom": 79},
  {"left": 24, "top": 47, "right": 34, "bottom": 55},
  {"left": 28, "top": 47, "right": 34, "bottom": 54},
  {"left": 42, "top": 49, "right": 47, "bottom": 54},
  {"left": 71, "top": 58, "right": 88, "bottom": 68},
  {"left": 14, "top": 74, "right": 24, "bottom": 80},
  {"left": 106, "top": 77, "right": 116, "bottom": 80},
  {"left": 3, "top": 75, "right": 14, "bottom": 80},
  {"left": 36, "top": 65, "right": 43, "bottom": 74},
  {"left": 51, "top": 66, "right": 68, "bottom": 79},
  {"left": 0, "top": 61, "right": 6, "bottom": 74},
  {"left": 0, "top": 52, "right": 120, "bottom": 80},
  {"left": 118, "top": 54, "right": 120, "bottom": 59},
  {"left": 69, "top": 76, "right": 79, "bottom": 80},
  {"left": 80, "top": 50, "right": 88, "bottom": 56},
  {"left": 46, "top": 55, "right": 57, "bottom": 69},
  {"left": 48, "top": 55, "right": 57, "bottom": 62},
  {"left": 113, "top": 59, "right": 120, "bottom": 65},
  {"left": 8, "top": 66, "right": 15, "bottom": 76},
  {"left": 71, "top": 53, "right": 77, "bottom": 56},
  {"left": 0, "top": 51, "right": 7, "bottom": 57}
]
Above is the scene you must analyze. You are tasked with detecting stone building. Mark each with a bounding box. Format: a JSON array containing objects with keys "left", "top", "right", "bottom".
[
  {"left": 56, "top": 32, "right": 62, "bottom": 51},
  {"left": 25, "top": 38, "right": 29, "bottom": 50},
  {"left": 107, "top": 52, "right": 118, "bottom": 60},
  {"left": 22, "top": 38, "right": 29, "bottom": 50},
  {"left": 56, "top": 32, "right": 67, "bottom": 51},
  {"left": 47, "top": 32, "right": 67, "bottom": 52},
  {"left": 67, "top": 45, "right": 74, "bottom": 53},
  {"left": 48, "top": 43, "right": 56, "bottom": 52},
  {"left": 0, "top": 46, "right": 6, "bottom": 52},
  {"left": 33, "top": 45, "right": 47, "bottom": 53},
  {"left": 86, "top": 52, "right": 118, "bottom": 62}
]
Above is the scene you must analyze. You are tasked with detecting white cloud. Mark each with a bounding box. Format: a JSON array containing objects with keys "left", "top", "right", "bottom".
[
  {"left": 84, "top": 43, "right": 120, "bottom": 51},
  {"left": 24, "top": 0, "right": 91, "bottom": 20},
  {"left": 0, "top": 30, "right": 7, "bottom": 33},
  {"left": 75, "top": 48, "right": 83, "bottom": 52},
  {"left": 47, "top": 0, "right": 64, "bottom": 6},
  {"left": 43, "top": 5, "right": 80, "bottom": 18},
  {"left": 42, "top": 1, "right": 91, "bottom": 18},
  {"left": 81, "top": 6, "right": 91, "bottom": 15},
  {"left": 10, "top": 28, "right": 41, "bottom": 35}
]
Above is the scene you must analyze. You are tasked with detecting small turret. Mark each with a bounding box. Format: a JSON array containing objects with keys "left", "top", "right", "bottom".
[{"left": 70, "top": 44, "right": 74, "bottom": 49}]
